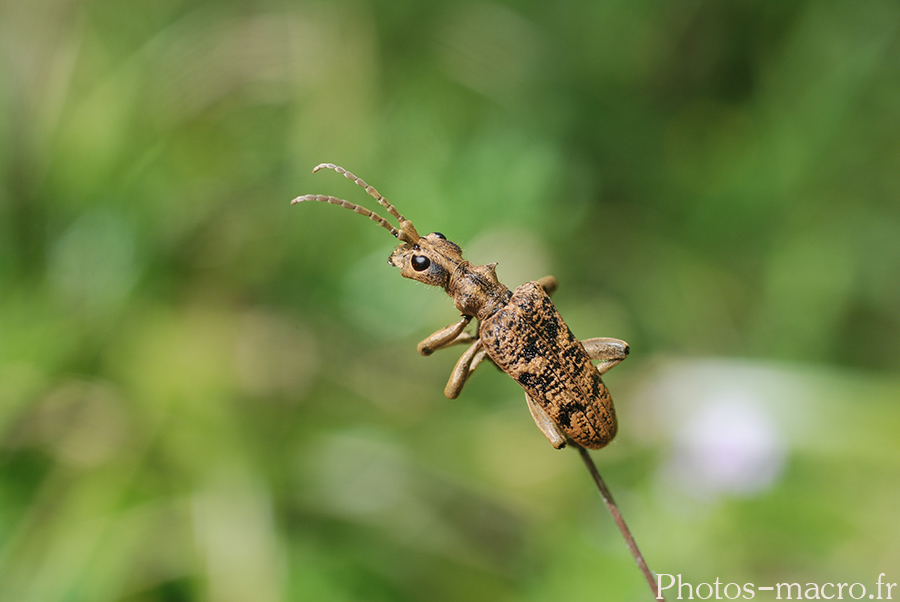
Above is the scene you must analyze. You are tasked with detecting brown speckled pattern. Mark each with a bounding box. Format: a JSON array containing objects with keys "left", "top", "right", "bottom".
[{"left": 480, "top": 281, "right": 617, "bottom": 449}]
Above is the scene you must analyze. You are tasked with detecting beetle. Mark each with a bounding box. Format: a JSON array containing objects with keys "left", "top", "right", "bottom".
[{"left": 292, "top": 163, "right": 629, "bottom": 450}]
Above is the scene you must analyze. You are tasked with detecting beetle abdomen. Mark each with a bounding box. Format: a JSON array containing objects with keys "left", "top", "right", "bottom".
[{"left": 480, "top": 281, "right": 617, "bottom": 449}]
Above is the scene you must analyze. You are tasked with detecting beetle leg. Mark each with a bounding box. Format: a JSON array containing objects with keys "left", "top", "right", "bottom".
[
  {"left": 444, "top": 339, "right": 487, "bottom": 399},
  {"left": 581, "top": 337, "right": 630, "bottom": 375},
  {"left": 536, "top": 275, "right": 558, "bottom": 296},
  {"left": 525, "top": 393, "right": 568, "bottom": 449},
  {"left": 417, "top": 315, "right": 473, "bottom": 355}
]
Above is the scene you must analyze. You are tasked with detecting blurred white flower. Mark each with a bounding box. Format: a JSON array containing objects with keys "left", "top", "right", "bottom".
[
  {"left": 631, "top": 359, "right": 801, "bottom": 501},
  {"left": 665, "top": 394, "right": 786, "bottom": 499}
]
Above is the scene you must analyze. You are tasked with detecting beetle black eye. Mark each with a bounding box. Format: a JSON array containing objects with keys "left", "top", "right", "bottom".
[
  {"left": 411, "top": 255, "right": 430, "bottom": 271},
  {"left": 432, "top": 232, "right": 446, "bottom": 239}
]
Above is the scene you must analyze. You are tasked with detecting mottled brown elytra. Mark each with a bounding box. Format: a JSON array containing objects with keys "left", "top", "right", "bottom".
[{"left": 291, "top": 163, "right": 629, "bottom": 450}]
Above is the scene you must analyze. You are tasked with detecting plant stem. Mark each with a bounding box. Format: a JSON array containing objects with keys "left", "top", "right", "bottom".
[{"left": 576, "top": 445, "right": 666, "bottom": 601}]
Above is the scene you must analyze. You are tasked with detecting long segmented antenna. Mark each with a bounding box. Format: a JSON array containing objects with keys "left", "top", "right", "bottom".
[
  {"left": 313, "top": 163, "right": 408, "bottom": 225},
  {"left": 290, "top": 194, "right": 400, "bottom": 239},
  {"left": 292, "top": 164, "right": 420, "bottom": 244}
]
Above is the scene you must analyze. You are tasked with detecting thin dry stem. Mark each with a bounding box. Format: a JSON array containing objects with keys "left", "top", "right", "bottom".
[{"left": 575, "top": 445, "right": 666, "bottom": 601}]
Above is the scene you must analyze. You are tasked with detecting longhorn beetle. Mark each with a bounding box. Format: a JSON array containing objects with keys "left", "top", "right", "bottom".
[
  {"left": 292, "top": 163, "right": 629, "bottom": 450},
  {"left": 292, "top": 164, "right": 664, "bottom": 600}
]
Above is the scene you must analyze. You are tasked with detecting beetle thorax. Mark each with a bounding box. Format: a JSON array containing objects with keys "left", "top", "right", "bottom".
[{"left": 447, "top": 261, "right": 511, "bottom": 321}]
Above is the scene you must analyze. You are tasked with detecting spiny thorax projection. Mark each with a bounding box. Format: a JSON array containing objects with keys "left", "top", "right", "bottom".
[{"left": 447, "top": 261, "right": 512, "bottom": 321}]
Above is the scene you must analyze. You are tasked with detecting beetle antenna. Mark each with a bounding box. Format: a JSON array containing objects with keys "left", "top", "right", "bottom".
[
  {"left": 313, "top": 163, "right": 407, "bottom": 223},
  {"left": 308, "top": 163, "right": 420, "bottom": 244},
  {"left": 290, "top": 194, "right": 401, "bottom": 240}
]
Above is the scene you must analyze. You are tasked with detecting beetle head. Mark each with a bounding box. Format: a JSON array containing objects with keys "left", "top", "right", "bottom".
[{"left": 388, "top": 231, "right": 464, "bottom": 288}]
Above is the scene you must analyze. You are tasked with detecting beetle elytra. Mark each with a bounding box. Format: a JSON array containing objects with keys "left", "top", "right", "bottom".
[{"left": 292, "top": 163, "right": 629, "bottom": 450}]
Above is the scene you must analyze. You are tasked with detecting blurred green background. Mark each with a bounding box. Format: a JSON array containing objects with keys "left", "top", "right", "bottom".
[{"left": 2, "top": 0, "right": 899, "bottom": 600}]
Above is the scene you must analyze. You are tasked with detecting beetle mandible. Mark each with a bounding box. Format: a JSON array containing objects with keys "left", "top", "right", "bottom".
[{"left": 292, "top": 163, "right": 629, "bottom": 450}]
